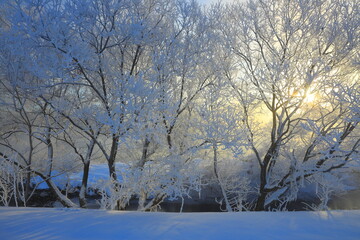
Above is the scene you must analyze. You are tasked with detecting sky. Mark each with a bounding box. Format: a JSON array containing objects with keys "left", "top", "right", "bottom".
[{"left": 198, "top": 0, "right": 241, "bottom": 5}]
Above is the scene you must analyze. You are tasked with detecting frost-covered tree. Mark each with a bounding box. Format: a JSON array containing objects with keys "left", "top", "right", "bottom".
[
  {"left": 130, "top": 0, "right": 223, "bottom": 211},
  {"left": 223, "top": 0, "right": 360, "bottom": 210},
  {"left": 1, "top": 0, "right": 221, "bottom": 210},
  {"left": 2, "top": 0, "right": 358, "bottom": 212},
  {"left": 0, "top": 64, "right": 78, "bottom": 207}
]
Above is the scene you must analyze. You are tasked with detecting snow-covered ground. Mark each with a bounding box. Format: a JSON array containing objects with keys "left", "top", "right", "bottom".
[
  {"left": 31, "top": 163, "right": 127, "bottom": 190},
  {"left": 0, "top": 207, "right": 359, "bottom": 240}
]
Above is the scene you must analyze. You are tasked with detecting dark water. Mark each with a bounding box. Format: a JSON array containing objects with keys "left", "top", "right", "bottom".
[
  {"left": 328, "top": 190, "right": 360, "bottom": 210},
  {"left": 123, "top": 198, "right": 224, "bottom": 212},
  {"left": 160, "top": 201, "right": 223, "bottom": 212},
  {"left": 11, "top": 189, "right": 360, "bottom": 211}
]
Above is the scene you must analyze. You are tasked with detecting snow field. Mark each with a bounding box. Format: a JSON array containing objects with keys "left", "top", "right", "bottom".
[{"left": 0, "top": 207, "right": 359, "bottom": 240}]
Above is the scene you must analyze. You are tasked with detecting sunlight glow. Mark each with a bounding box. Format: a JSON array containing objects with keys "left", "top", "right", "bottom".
[
  {"left": 291, "top": 87, "right": 318, "bottom": 105},
  {"left": 304, "top": 92, "right": 316, "bottom": 104}
]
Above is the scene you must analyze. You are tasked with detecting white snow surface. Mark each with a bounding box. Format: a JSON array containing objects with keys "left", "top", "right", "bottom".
[
  {"left": 31, "top": 163, "right": 128, "bottom": 190},
  {"left": 0, "top": 207, "right": 359, "bottom": 240}
]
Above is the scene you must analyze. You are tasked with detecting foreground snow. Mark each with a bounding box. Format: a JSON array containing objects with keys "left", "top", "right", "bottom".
[{"left": 0, "top": 208, "right": 359, "bottom": 240}]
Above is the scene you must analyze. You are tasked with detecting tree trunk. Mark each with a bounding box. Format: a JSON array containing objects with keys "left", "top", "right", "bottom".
[
  {"left": 213, "top": 142, "right": 232, "bottom": 212},
  {"left": 108, "top": 136, "right": 119, "bottom": 181},
  {"left": 255, "top": 191, "right": 267, "bottom": 211},
  {"left": 137, "top": 191, "right": 148, "bottom": 211},
  {"left": 79, "top": 140, "right": 95, "bottom": 208},
  {"left": 166, "top": 131, "right": 172, "bottom": 150},
  {"left": 25, "top": 169, "right": 31, "bottom": 205},
  {"left": 255, "top": 164, "right": 268, "bottom": 211},
  {"left": 142, "top": 193, "right": 166, "bottom": 212},
  {"left": 79, "top": 161, "right": 90, "bottom": 208},
  {"left": 25, "top": 129, "right": 33, "bottom": 204},
  {"left": 42, "top": 176, "right": 78, "bottom": 208},
  {"left": 137, "top": 137, "right": 150, "bottom": 210},
  {"left": 254, "top": 141, "right": 279, "bottom": 211}
]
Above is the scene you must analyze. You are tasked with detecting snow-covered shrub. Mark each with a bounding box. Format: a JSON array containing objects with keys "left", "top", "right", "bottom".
[
  {"left": 304, "top": 173, "right": 348, "bottom": 211},
  {"left": 0, "top": 156, "right": 28, "bottom": 206},
  {"left": 95, "top": 179, "right": 126, "bottom": 210},
  {"left": 215, "top": 173, "right": 252, "bottom": 211},
  {"left": 95, "top": 156, "right": 202, "bottom": 211}
]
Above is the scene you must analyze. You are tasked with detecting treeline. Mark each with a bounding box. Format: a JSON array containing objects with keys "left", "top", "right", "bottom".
[{"left": 0, "top": 0, "right": 359, "bottom": 211}]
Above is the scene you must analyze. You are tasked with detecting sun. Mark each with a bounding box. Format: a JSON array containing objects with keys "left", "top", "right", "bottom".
[
  {"left": 291, "top": 88, "right": 317, "bottom": 104},
  {"left": 304, "top": 92, "right": 316, "bottom": 104}
]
